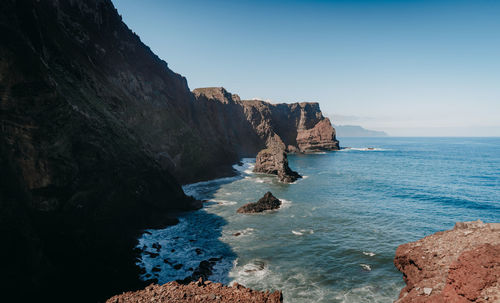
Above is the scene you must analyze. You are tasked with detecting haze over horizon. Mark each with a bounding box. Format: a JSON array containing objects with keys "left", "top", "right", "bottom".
[{"left": 113, "top": 0, "right": 500, "bottom": 137}]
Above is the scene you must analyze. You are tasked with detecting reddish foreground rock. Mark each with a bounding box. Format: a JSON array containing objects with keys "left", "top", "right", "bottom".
[
  {"left": 106, "top": 280, "right": 283, "bottom": 303},
  {"left": 394, "top": 220, "right": 500, "bottom": 303}
]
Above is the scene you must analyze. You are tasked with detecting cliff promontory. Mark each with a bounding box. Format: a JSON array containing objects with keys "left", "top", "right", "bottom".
[{"left": 394, "top": 220, "right": 500, "bottom": 302}]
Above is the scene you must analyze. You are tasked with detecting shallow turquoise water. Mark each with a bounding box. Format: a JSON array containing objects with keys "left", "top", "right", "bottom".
[{"left": 137, "top": 137, "right": 500, "bottom": 302}]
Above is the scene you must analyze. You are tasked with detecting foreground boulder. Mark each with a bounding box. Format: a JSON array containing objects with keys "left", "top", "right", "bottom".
[
  {"left": 237, "top": 192, "right": 281, "bottom": 213},
  {"left": 394, "top": 220, "right": 500, "bottom": 303},
  {"left": 253, "top": 136, "right": 302, "bottom": 183},
  {"left": 106, "top": 280, "right": 283, "bottom": 303}
]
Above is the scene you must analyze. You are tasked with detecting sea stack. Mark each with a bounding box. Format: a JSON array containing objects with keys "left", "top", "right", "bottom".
[
  {"left": 394, "top": 220, "right": 500, "bottom": 302},
  {"left": 237, "top": 192, "right": 282, "bottom": 213},
  {"left": 253, "top": 136, "right": 302, "bottom": 183}
]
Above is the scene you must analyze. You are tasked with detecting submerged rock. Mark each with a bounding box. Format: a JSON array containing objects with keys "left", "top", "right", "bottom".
[
  {"left": 237, "top": 192, "right": 281, "bottom": 213},
  {"left": 394, "top": 220, "right": 500, "bottom": 303}
]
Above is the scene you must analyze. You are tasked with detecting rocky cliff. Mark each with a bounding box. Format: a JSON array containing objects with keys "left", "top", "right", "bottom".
[
  {"left": 192, "top": 87, "right": 339, "bottom": 156},
  {"left": 0, "top": 0, "right": 337, "bottom": 301},
  {"left": 394, "top": 220, "right": 500, "bottom": 302}
]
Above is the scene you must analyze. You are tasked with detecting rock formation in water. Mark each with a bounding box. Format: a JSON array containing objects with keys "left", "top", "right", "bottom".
[
  {"left": 106, "top": 280, "right": 283, "bottom": 303},
  {"left": 394, "top": 220, "right": 500, "bottom": 303},
  {"left": 237, "top": 191, "right": 282, "bottom": 213},
  {"left": 253, "top": 136, "right": 302, "bottom": 183},
  {"left": 0, "top": 0, "right": 337, "bottom": 301}
]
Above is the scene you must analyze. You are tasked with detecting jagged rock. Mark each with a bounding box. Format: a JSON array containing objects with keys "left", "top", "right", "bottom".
[
  {"left": 237, "top": 192, "right": 281, "bottom": 213},
  {"left": 394, "top": 220, "right": 500, "bottom": 303},
  {"left": 106, "top": 280, "right": 283, "bottom": 303},
  {"left": 177, "top": 259, "right": 219, "bottom": 284},
  {"left": 254, "top": 136, "right": 301, "bottom": 183},
  {"left": 297, "top": 118, "right": 340, "bottom": 151}
]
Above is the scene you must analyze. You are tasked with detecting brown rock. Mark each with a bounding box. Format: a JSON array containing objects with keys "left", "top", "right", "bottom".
[
  {"left": 394, "top": 220, "right": 500, "bottom": 303},
  {"left": 237, "top": 192, "right": 282, "bottom": 213},
  {"left": 297, "top": 118, "right": 339, "bottom": 151},
  {"left": 253, "top": 136, "right": 301, "bottom": 183},
  {"left": 106, "top": 280, "right": 283, "bottom": 303}
]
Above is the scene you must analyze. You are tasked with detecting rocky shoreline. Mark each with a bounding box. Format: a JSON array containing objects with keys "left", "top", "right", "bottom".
[
  {"left": 106, "top": 280, "right": 283, "bottom": 303},
  {"left": 394, "top": 220, "right": 500, "bottom": 302},
  {"left": 111, "top": 220, "right": 499, "bottom": 302}
]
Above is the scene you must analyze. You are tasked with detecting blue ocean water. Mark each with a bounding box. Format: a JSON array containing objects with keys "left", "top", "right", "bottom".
[{"left": 137, "top": 137, "right": 500, "bottom": 302}]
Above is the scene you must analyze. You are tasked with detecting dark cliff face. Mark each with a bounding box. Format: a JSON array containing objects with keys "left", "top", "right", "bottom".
[
  {"left": 0, "top": 0, "right": 196, "bottom": 301},
  {"left": 0, "top": 0, "right": 338, "bottom": 301}
]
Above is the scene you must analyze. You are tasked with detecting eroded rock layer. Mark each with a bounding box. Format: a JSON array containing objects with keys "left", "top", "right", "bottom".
[
  {"left": 106, "top": 281, "right": 283, "bottom": 303},
  {"left": 394, "top": 220, "right": 500, "bottom": 303}
]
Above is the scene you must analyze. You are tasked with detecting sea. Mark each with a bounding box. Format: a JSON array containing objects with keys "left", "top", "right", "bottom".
[{"left": 136, "top": 137, "right": 500, "bottom": 302}]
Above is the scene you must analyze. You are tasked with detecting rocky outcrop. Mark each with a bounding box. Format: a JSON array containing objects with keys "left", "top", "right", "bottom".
[
  {"left": 192, "top": 87, "right": 340, "bottom": 155},
  {"left": 297, "top": 118, "right": 339, "bottom": 151},
  {"left": 237, "top": 192, "right": 282, "bottom": 213},
  {"left": 106, "top": 280, "right": 283, "bottom": 303},
  {"left": 394, "top": 220, "right": 500, "bottom": 303},
  {"left": 253, "top": 136, "right": 302, "bottom": 183}
]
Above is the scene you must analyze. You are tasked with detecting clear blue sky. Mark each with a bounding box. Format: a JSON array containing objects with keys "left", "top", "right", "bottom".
[{"left": 112, "top": 0, "right": 500, "bottom": 136}]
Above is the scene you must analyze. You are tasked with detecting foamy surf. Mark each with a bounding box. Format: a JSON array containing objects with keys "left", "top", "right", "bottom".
[
  {"left": 341, "top": 147, "right": 388, "bottom": 151},
  {"left": 360, "top": 264, "right": 372, "bottom": 271},
  {"left": 279, "top": 198, "right": 292, "bottom": 209},
  {"left": 212, "top": 199, "right": 237, "bottom": 206},
  {"left": 363, "top": 251, "right": 376, "bottom": 257},
  {"left": 292, "top": 229, "right": 314, "bottom": 236}
]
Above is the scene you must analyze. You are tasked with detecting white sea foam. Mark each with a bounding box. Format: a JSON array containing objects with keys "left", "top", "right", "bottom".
[
  {"left": 232, "top": 158, "right": 255, "bottom": 175},
  {"left": 363, "top": 251, "right": 376, "bottom": 257},
  {"left": 334, "top": 284, "right": 400, "bottom": 303},
  {"left": 360, "top": 264, "right": 372, "bottom": 271},
  {"left": 230, "top": 228, "right": 255, "bottom": 237},
  {"left": 212, "top": 199, "right": 237, "bottom": 206},
  {"left": 341, "top": 147, "right": 388, "bottom": 152},
  {"left": 280, "top": 199, "right": 292, "bottom": 209},
  {"left": 229, "top": 259, "right": 272, "bottom": 287},
  {"left": 292, "top": 230, "right": 303, "bottom": 235}
]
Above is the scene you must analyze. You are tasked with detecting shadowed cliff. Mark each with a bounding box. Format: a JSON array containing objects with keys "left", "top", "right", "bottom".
[{"left": 0, "top": 0, "right": 338, "bottom": 301}]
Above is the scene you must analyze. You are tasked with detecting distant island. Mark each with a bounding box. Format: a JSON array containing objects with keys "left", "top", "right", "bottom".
[{"left": 333, "top": 124, "right": 388, "bottom": 137}]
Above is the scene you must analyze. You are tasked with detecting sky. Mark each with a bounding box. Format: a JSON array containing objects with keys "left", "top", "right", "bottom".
[{"left": 112, "top": 0, "right": 500, "bottom": 136}]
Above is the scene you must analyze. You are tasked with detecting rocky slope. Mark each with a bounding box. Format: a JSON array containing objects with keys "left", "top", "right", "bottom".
[
  {"left": 0, "top": 0, "right": 337, "bottom": 301},
  {"left": 106, "top": 280, "right": 283, "bottom": 303},
  {"left": 394, "top": 220, "right": 500, "bottom": 302}
]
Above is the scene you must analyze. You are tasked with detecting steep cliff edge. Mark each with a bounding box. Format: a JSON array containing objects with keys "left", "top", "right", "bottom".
[
  {"left": 192, "top": 87, "right": 340, "bottom": 156},
  {"left": 394, "top": 220, "right": 500, "bottom": 303},
  {"left": 193, "top": 87, "right": 339, "bottom": 182},
  {"left": 0, "top": 0, "right": 200, "bottom": 300},
  {"left": 0, "top": 0, "right": 337, "bottom": 301}
]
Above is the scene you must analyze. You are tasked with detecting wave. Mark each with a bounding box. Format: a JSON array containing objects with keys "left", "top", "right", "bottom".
[
  {"left": 363, "top": 251, "right": 376, "bottom": 257},
  {"left": 341, "top": 147, "right": 388, "bottom": 151},
  {"left": 334, "top": 284, "right": 401, "bottom": 303},
  {"left": 212, "top": 199, "right": 237, "bottom": 206},
  {"left": 292, "top": 229, "right": 314, "bottom": 236},
  {"left": 280, "top": 199, "right": 292, "bottom": 209},
  {"left": 359, "top": 264, "right": 372, "bottom": 271}
]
